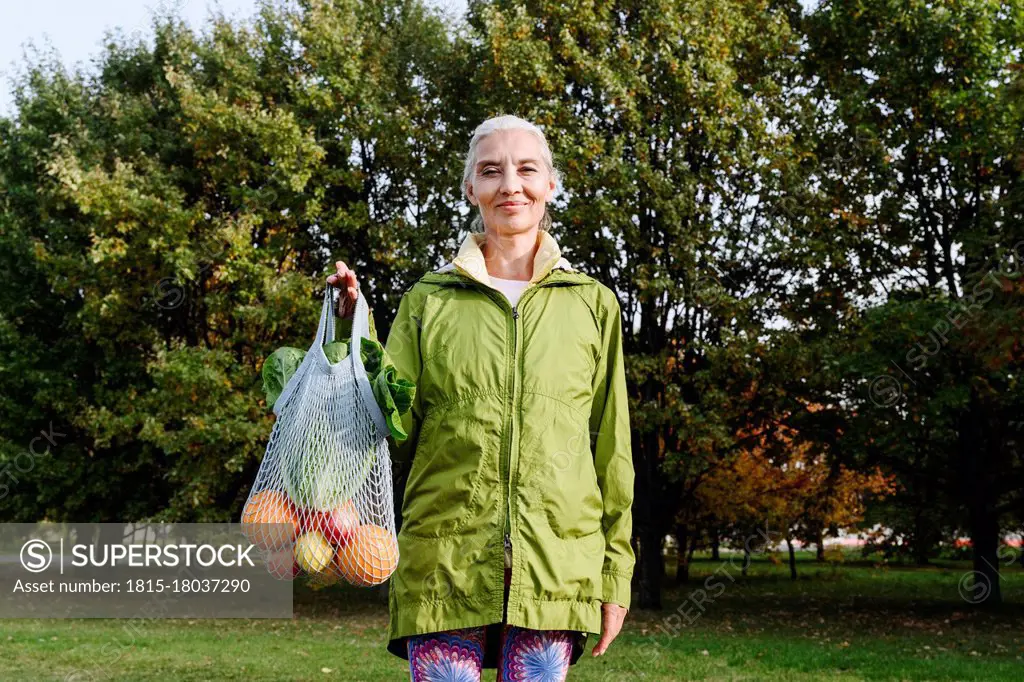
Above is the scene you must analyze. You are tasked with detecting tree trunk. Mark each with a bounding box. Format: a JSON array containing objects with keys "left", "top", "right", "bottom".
[
  {"left": 967, "top": 506, "right": 1003, "bottom": 606},
  {"left": 674, "top": 523, "right": 689, "bottom": 584},
  {"left": 816, "top": 529, "right": 825, "bottom": 562},
  {"left": 710, "top": 526, "right": 720, "bottom": 561},
  {"left": 82, "top": 523, "right": 129, "bottom": 579},
  {"left": 912, "top": 505, "right": 932, "bottom": 566},
  {"left": 634, "top": 406, "right": 665, "bottom": 609},
  {"left": 742, "top": 545, "right": 751, "bottom": 577},
  {"left": 786, "top": 537, "right": 798, "bottom": 580},
  {"left": 635, "top": 528, "right": 663, "bottom": 610},
  {"left": 961, "top": 384, "right": 1002, "bottom": 606},
  {"left": 374, "top": 581, "right": 389, "bottom": 605}
]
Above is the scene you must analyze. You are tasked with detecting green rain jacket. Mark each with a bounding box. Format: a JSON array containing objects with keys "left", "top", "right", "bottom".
[{"left": 340, "top": 230, "right": 635, "bottom": 666}]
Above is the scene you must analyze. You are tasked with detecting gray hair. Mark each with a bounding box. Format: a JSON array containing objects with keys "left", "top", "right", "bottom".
[{"left": 462, "top": 114, "right": 561, "bottom": 234}]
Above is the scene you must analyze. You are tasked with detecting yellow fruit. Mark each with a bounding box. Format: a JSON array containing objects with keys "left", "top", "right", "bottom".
[
  {"left": 294, "top": 531, "right": 333, "bottom": 573},
  {"left": 307, "top": 568, "right": 341, "bottom": 590}
]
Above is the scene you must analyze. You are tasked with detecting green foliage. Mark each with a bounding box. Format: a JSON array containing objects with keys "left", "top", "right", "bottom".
[{"left": 0, "top": 0, "right": 458, "bottom": 523}]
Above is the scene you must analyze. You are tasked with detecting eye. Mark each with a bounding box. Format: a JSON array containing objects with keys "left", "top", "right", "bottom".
[{"left": 522, "top": 167, "right": 537, "bottom": 173}]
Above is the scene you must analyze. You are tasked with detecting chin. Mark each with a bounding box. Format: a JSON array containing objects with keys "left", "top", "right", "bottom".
[{"left": 494, "top": 216, "right": 539, "bottom": 234}]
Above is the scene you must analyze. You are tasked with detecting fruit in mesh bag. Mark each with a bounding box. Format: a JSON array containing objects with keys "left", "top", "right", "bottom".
[
  {"left": 307, "top": 568, "right": 341, "bottom": 590},
  {"left": 241, "top": 490, "right": 299, "bottom": 550},
  {"left": 294, "top": 530, "right": 334, "bottom": 574},
  {"left": 335, "top": 524, "right": 399, "bottom": 586},
  {"left": 266, "top": 547, "right": 299, "bottom": 580},
  {"left": 309, "top": 499, "right": 361, "bottom": 547}
]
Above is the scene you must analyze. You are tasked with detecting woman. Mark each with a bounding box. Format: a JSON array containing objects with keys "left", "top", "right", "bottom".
[{"left": 327, "top": 115, "right": 635, "bottom": 681}]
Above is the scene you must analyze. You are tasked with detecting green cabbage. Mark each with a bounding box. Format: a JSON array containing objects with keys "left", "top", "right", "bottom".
[{"left": 281, "top": 435, "right": 377, "bottom": 511}]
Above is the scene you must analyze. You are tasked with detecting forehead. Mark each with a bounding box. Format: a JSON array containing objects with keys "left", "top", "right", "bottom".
[{"left": 476, "top": 129, "right": 542, "bottom": 165}]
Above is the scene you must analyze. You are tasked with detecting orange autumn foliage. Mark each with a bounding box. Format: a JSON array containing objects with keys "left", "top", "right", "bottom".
[{"left": 696, "top": 402, "right": 898, "bottom": 544}]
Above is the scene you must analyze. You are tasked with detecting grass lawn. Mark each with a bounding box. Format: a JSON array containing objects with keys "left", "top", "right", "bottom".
[{"left": 2, "top": 553, "right": 1022, "bottom": 681}]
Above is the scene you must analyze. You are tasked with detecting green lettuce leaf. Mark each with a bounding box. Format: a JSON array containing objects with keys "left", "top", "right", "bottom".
[
  {"left": 262, "top": 346, "right": 307, "bottom": 410},
  {"left": 323, "top": 340, "right": 349, "bottom": 363},
  {"left": 281, "top": 433, "right": 377, "bottom": 511}
]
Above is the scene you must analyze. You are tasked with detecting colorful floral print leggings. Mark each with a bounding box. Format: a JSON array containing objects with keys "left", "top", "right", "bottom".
[
  {"left": 406, "top": 624, "right": 574, "bottom": 682},
  {"left": 408, "top": 548, "right": 576, "bottom": 680}
]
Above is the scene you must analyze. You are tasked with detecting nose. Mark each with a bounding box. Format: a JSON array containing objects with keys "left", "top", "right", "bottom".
[{"left": 498, "top": 164, "right": 523, "bottom": 197}]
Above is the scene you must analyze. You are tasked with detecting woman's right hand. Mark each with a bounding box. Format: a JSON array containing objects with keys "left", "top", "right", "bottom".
[{"left": 327, "top": 260, "right": 360, "bottom": 318}]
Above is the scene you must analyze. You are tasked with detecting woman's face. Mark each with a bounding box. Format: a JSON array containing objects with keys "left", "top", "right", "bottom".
[{"left": 467, "top": 129, "right": 555, "bottom": 236}]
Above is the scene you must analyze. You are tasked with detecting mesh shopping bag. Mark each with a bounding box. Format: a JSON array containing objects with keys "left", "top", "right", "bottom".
[{"left": 241, "top": 285, "right": 398, "bottom": 587}]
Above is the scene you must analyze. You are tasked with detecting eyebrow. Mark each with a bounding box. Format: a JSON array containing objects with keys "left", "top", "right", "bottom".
[{"left": 476, "top": 158, "right": 541, "bottom": 169}]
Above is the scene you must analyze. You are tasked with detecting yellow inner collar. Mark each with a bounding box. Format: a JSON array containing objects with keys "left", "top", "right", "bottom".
[{"left": 452, "top": 231, "right": 563, "bottom": 288}]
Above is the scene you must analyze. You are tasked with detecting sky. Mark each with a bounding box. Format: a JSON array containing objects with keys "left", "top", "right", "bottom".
[
  {"left": 0, "top": 0, "right": 816, "bottom": 116},
  {"left": 0, "top": 0, "right": 467, "bottom": 115},
  {"left": 0, "top": 1, "right": 250, "bottom": 114}
]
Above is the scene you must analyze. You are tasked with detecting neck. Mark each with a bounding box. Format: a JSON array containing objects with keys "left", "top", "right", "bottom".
[{"left": 480, "top": 227, "right": 540, "bottom": 281}]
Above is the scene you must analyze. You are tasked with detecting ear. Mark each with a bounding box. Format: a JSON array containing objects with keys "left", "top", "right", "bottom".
[{"left": 466, "top": 182, "right": 478, "bottom": 206}]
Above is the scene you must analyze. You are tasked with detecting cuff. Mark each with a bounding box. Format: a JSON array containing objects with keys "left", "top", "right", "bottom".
[{"left": 601, "top": 571, "right": 632, "bottom": 610}]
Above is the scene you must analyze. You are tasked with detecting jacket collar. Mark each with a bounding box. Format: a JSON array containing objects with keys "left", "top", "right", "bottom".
[{"left": 435, "top": 230, "right": 574, "bottom": 288}]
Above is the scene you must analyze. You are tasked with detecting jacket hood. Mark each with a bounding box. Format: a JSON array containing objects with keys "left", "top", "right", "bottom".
[{"left": 435, "top": 230, "right": 574, "bottom": 288}]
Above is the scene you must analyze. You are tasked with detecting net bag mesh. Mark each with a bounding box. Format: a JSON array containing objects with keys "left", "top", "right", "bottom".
[{"left": 240, "top": 286, "right": 397, "bottom": 586}]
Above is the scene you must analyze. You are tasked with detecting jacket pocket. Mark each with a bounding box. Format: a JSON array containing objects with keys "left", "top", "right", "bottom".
[
  {"left": 524, "top": 525, "right": 605, "bottom": 604},
  {"left": 527, "top": 406, "right": 604, "bottom": 540},
  {"left": 400, "top": 398, "right": 502, "bottom": 537}
]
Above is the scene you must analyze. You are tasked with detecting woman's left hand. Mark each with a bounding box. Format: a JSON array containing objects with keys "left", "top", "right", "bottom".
[{"left": 592, "top": 602, "right": 628, "bottom": 656}]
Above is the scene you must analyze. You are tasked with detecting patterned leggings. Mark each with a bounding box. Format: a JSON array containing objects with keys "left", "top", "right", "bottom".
[{"left": 407, "top": 624, "right": 574, "bottom": 682}]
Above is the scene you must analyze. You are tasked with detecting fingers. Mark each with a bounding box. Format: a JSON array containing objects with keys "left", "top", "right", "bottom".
[
  {"left": 592, "top": 631, "right": 612, "bottom": 657},
  {"left": 326, "top": 260, "right": 348, "bottom": 286},
  {"left": 336, "top": 292, "right": 355, "bottom": 318},
  {"left": 326, "top": 261, "right": 359, "bottom": 300},
  {"left": 592, "top": 603, "right": 626, "bottom": 657},
  {"left": 327, "top": 261, "right": 361, "bottom": 318},
  {"left": 592, "top": 609, "right": 613, "bottom": 656}
]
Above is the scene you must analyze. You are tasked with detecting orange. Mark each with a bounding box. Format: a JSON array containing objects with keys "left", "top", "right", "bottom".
[
  {"left": 241, "top": 490, "right": 299, "bottom": 550},
  {"left": 335, "top": 524, "right": 398, "bottom": 587}
]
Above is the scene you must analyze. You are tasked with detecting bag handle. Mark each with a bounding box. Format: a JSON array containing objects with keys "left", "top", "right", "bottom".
[
  {"left": 313, "top": 284, "right": 368, "bottom": 351},
  {"left": 310, "top": 285, "right": 390, "bottom": 437}
]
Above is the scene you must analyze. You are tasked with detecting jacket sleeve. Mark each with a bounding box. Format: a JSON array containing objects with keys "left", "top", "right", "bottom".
[
  {"left": 336, "top": 289, "right": 423, "bottom": 467},
  {"left": 588, "top": 292, "right": 635, "bottom": 610}
]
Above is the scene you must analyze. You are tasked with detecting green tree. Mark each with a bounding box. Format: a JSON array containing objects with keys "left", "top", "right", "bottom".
[
  {"left": 801, "top": 0, "right": 1024, "bottom": 604},
  {"left": 0, "top": 0, "right": 463, "bottom": 523}
]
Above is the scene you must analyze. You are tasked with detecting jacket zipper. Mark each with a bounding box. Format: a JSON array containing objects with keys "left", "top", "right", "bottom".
[
  {"left": 505, "top": 306, "right": 520, "bottom": 533},
  {"left": 502, "top": 301, "right": 519, "bottom": 622}
]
